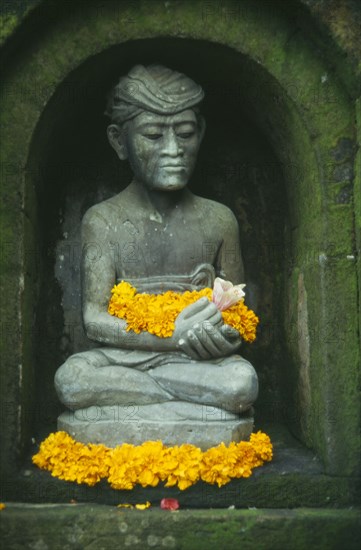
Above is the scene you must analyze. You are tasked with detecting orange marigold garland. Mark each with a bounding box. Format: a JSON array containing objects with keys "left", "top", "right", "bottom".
[
  {"left": 32, "top": 431, "right": 273, "bottom": 490},
  {"left": 108, "top": 281, "right": 259, "bottom": 343}
]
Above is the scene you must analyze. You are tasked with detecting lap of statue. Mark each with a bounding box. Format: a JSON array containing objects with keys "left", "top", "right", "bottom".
[
  {"left": 55, "top": 268, "right": 258, "bottom": 423},
  {"left": 55, "top": 347, "right": 258, "bottom": 419}
]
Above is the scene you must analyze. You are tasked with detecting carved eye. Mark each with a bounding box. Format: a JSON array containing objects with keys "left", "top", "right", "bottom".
[
  {"left": 178, "top": 132, "right": 195, "bottom": 139},
  {"left": 144, "top": 133, "right": 162, "bottom": 140}
]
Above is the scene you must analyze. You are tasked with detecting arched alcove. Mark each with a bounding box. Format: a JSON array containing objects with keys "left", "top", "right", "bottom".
[
  {"left": 1, "top": 1, "right": 359, "bottom": 503},
  {"left": 28, "top": 37, "right": 289, "bottom": 443}
]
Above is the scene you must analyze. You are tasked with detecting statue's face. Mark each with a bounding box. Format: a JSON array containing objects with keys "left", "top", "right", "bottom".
[{"left": 123, "top": 109, "right": 204, "bottom": 191}]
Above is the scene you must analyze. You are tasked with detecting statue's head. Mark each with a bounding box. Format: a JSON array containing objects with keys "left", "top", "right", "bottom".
[{"left": 105, "top": 65, "right": 205, "bottom": 192}]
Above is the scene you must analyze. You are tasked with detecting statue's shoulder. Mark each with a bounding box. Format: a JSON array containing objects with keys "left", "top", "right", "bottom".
[
  {"left": 82, "top": 194, "right": 125, "bottom": 228},
  {"left": 192, "top": 195, "right": 238, "bottom": 226}
]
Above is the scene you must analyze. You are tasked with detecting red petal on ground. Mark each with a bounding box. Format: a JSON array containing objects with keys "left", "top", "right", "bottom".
[{"left": 160, "top": 498, "right": 179, "bottom": 511}]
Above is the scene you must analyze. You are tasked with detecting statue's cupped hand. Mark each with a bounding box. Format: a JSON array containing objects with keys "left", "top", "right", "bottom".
[{"left": 174, "top": 297, "right": 242, "bottom": 360}]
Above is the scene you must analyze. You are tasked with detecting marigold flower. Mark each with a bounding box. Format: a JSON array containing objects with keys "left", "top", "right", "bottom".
[
  {"left": 163, "top": 444, "right": 202, "bottom": 490},
  {"left": 32, "top": 431, "right": 273, "bottom": 491}
]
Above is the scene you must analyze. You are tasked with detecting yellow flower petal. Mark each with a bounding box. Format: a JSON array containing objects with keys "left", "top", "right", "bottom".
[{"left": 135, "top": 501, "right": 151, "bottom": 510}]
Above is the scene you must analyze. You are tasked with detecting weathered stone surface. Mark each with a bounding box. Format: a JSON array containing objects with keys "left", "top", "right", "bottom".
[
  {"left": 0, "top": 505, "right": 360, "bottom": 550},
  {"left": 72, "top": 401, "right": 242, "bottom": 422},
  {"left": 58, "top": 407, "right": 254, "bottom": 449}
]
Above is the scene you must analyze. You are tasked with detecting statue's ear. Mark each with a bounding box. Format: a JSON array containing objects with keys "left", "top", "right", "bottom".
[
  {"left": 198, "top": 116, "right": 206, "bottom": 143},
  {"left": 107, "top": 124, "right": 128, "bottom": 160}
]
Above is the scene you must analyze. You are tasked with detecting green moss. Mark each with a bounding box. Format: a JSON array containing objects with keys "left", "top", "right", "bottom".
[
  {"left": 355, "top": 98, "right": 361, "bottom": 351},
  {"left": 0, "top": 505, "right": 360, "bottom": 550},
  {"left": 0, "top": 14, "right": 18, "bottom": 45},
  {"left": 0, "top": 0, "right": 41, "bottom": 46}
]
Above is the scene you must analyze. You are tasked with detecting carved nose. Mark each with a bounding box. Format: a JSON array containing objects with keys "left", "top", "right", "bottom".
[{"left": 163, "top": 130, "right": 183, "bottom": 156}]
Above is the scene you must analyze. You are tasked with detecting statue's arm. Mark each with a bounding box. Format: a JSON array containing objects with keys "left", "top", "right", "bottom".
[
  {"left": 175, "top": 206, "right": 245, "bottom": 360},
  {"left": 216, "top": 208, "right": 245, "bottom": 284}
]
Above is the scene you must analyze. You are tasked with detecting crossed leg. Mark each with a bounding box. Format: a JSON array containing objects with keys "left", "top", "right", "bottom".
[{"left": 55, "top": 347, "right": 258, "bottom": 414}]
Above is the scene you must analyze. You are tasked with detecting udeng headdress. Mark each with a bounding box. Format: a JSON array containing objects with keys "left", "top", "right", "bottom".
[{"left": 105, "top": 64, "right": 204, "bottom": 123}]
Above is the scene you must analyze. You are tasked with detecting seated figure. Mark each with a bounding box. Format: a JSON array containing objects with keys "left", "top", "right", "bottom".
[{"left": 55, "top": 65, "right": 258, "bottom": 448}]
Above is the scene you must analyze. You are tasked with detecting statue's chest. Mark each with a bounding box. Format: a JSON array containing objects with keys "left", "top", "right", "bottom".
[{"left": 111, "top": 217, "right": 220, "bottom": 277}]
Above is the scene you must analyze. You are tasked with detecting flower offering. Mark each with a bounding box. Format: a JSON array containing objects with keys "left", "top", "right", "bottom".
[
  {"left": 108, "top": 278, "right": 259, "bottom": 343},
  {"left": 32, "top": 431, "right": 273, "bottom": 490}
]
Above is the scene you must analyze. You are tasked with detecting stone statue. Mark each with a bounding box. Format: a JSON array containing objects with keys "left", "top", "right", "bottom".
[{"left": 55, "top": 65, "right": 258, "bottom": 448}]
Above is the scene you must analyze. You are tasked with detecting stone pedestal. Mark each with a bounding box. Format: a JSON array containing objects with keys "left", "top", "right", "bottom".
[{"left": 58, "top": 403, "right": 254, "bottom": 449}]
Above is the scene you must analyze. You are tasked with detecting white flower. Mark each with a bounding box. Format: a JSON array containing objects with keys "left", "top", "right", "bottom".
[{"left": 212, "top": 277, "right": 246, "bottom": 311}]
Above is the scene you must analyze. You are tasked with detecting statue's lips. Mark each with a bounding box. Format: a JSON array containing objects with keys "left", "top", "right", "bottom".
[{"left": 161, "top": 164, "right": 186, "bottom": 169}]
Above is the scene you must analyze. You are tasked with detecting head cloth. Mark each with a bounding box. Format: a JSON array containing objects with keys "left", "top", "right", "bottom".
[{"left": 106, "top": 64, "right": 204, "bottom": 124}]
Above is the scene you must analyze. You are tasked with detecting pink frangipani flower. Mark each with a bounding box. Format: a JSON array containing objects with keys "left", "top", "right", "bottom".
[{"left": 212, "top": 277, "right": 246, "bottom": 311}]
